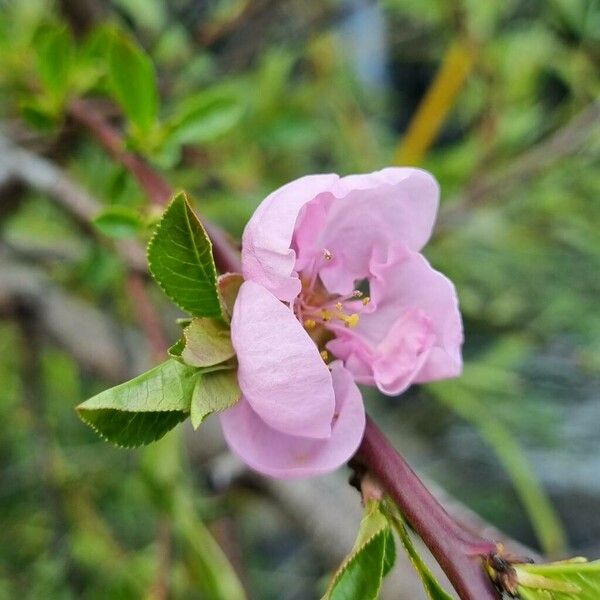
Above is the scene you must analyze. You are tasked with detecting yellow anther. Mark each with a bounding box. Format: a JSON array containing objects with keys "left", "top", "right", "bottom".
[
  {"left": 362, "top": 296, "right": 371, "bottom": 305},
  {"left": 323, "top": 248, "right": 333, "bottom": 261},
  {"left": 320, "top": 309, "right": 332, "bottom": 321},
  {"left": 335, "top": 301, "right": 343, "bottom": 310},
  {"left": 304, "top": 319, "right": 316, "bottom": 330},
  {"left": 320, "top": 350, "right": 330, "bottom": 361},
  {"left": 342, "top": 313, "right": 360, "bottom": 328}
]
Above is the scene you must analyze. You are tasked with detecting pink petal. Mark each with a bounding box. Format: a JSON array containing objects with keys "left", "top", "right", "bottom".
[
  {"left": 242, "top": 174, "right": 340, "bottom": 302},
  {"left": 231, "top": 280, "right": 335, "bottom": 439},
  {"left": 328, "top": 246, "right": 463, "bottom": 393},
  {"left": 220, "top": 362, "right": 365, "bottom": 479},
  {"left": 300, "top": 168, "right": 439, "bottom": 295}
]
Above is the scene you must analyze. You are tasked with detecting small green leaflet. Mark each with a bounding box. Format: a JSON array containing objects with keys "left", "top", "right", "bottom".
[
  {"left": 108, "top": 32, "right": 158, "bottom": 135},
  {"left": 323, "top": 500, "right": 396, "bottom": 600},
  {"left": 181, "top": 318, "right": 235, "bottom": 367},
  {"left": 383, "top": 501, "right": 454, "bottom": 600},
  {"left": 190, "top": 370, "right": 241, "bottom": 429},
  {"left": 77, "top": 359, "right": 198, "bottom": 447},
  {"left": 515, "top": 558, "right": 600, "bottom": 600},
  {"left": 147, "top": 192, "right": 222, "bottom": 318},
  {"left": 217, "top": 272, "right": 243, "bottom": 321}
]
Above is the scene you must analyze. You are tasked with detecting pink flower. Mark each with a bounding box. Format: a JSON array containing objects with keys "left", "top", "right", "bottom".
[{"left": 221, "top": 168, "right": 463, "bottom": 478}]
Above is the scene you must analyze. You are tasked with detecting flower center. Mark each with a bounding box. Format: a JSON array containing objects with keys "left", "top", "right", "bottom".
[{"left": 293, "top": 249, "right": 370, "bottom": 358}]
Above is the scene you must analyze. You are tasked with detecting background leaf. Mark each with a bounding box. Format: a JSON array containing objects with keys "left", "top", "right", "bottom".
[
  {"left": 109, "top": 32, "right": 158, "bottom": 134},
  {"left": 147, "top": 192, "right": 222, "bottom": 317},
  {"left": 77, "top": 359, "right": 198, "bottom": 446},
  {"left": 36, "top": 26, "right": 74, "bottom": 100},
  {"left": 93, "top": 206, "right": 143, "bottom": 238},
  {"left": 190, "top": 370, "right": 241, "bottom": 429}
]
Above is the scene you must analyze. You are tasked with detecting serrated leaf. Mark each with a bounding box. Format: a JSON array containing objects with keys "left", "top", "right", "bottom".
[
  {"left": 516, "top": 559, "right": 600, "bottom": 600},
  {"left": 218, "top": 272, "right": 243, "bottom": 321},
  {"left": 109, "top": 32, "right": 158, "bottom": 134},
  {"left": 147, "top": 192, "right": 222, "bottom": 317},
  {"left": 323, "top": 500, "right": 395, "bottom": 600},
  {"left": 168, "top": 337, "right": 186, "bottom": 360},
  {"left": 190, "top": 370, "right": 241, "bottom": 429},
  {"left": 384, "top": 503, "right": 454, "bottom": 600},
  {"left": 181, "top": 317, "right": 234, "bottom": 367},
  {"left": 93, "top": 206, "right": 143, "bottom": 238},
  {"left": 77, "top": 359, "right": 198, "bottom": 447}
]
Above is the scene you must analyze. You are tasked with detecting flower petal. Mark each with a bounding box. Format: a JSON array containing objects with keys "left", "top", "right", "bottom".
[
  {"left": 308, "top": 168, "right": 440, "bottom": 294},
  {"left": 231, "top": 280, "right": 335, "bottom": 439},
  {"left": 242, "top": 174, "right": 340, "bottom": 301},
  {"left": 328, "top": 246, "right": 463, "bottom": 393},
  {"left": 220, "top": 362, "right": 365, "bottom": 479}
]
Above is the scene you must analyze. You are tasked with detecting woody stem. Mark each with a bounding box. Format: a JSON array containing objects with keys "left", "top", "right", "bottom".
[{"left": 354, "top": 415, "right": 500, "bottom": 600}]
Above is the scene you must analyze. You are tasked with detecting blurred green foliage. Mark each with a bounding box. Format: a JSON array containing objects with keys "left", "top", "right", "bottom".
[{"left": 0, "top": 0, "right": 598, "bottom": 598}]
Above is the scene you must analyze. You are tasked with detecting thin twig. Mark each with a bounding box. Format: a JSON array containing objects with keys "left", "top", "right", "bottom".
[
  {"left": 68, "top": 99, "right": 242, "bottom": 274},
  {"left": 355, "top": 416, "right": 502, "bottom": 600}
]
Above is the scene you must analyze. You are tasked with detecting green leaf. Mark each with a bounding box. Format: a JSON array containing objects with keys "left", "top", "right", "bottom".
[
  {"left": 167, "top": 91, "right": 244, "bottom": 145},
  {"left": 109, "top": 32, "right": 158, "bottom": 134},
  {"left": 383, "top": 502, "right": 454, "bottom": 600},
  {"left": 323, "top": 500, "right": 396, "bottom": 600},
  {"left": 77, "top": 359, "right": 198, "bottom": 447},
  {"left": 36, "top": 26, "right": 74, "bottom": 99},
  {"left": 516, "top": 559, "right": 600, "bottom": 600},
  {"left": 93, "top": 206, "right": 143, "bottom": 238},
  {"left": 218, "top": 272, "right": 243, "bottom": 321},
  {"left": 190, "top": 370, "right": 241, "bottom": 429},
  {"left": 181, "top": 318, "right": 234, "bottom": 367},
  {"left": 168, "top": 337, "right": 186, "bottom": 360},
  {"left": 147, "top": 192, "right": 222, "bottom": 317}
]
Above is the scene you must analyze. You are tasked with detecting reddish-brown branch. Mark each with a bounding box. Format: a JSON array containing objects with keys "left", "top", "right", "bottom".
[
  {"left": 355, "top": 416, "right": 501, "bottom": 600},
  {"left": 68, "top": 99, "right": 242, "bottom": 274}
]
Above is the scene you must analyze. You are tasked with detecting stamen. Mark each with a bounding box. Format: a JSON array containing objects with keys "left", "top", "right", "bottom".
[
  {"left": 320, "top": 309, "right": 332, "bottom": 322},
  {"left": 323, "top": 248, "right": 333, "bottom": 261},
  {"left": 304, "top": 319, "right": 316, "bottom": 330},
  {"left": 320, "top": 350, "right": 330, "bottom": 361},
  {"left": 362, "top": 296, "right": 371, "bottom": 305},
  {"left": 351, "top": 290, "right": 363, "bottom": 298},
  {"left": 335, "top": 302, "right": 343, "bottom": 310},
  {"left": 341, "top": 313, "right": 360, "bottom": 328}
]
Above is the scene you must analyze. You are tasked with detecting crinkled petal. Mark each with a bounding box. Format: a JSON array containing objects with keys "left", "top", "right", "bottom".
[
  {"left": 302, "top": 168, "right": 439, "bottom": 295},
  {"left": 220, "top": 362, "right": 365, "bottom": 479},
  {"left": 242, "top": 174, "right": 340, "bottom": 301},
  {"left": 231, "top": 280, "right": 335, "bottom": 439},
  {"left": 329, "top": 247, "right": 463, "bottom": 393}
]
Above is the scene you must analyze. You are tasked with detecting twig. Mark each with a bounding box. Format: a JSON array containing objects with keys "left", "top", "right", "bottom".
[
  {"left": 440, "top": 100, "right": 600, "bottom": 229},
  {"left": 355, "top": 416, "right": 502, "bottom": 600},
  {"left": 68, "top": 99, "right": 242, "bottom": 274}
]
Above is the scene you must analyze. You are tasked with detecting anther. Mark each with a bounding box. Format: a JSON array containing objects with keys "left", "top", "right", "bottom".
[
  {"left": 335, "top": 302, "right": 343, "bottom": 310},
  {"left": 323, "top": 248, "right": 333, "bottom": 261},
  {"left": 304, "top": 319, "right": 316, "bottom": 330},
  {"left": 320, "top": 350, "right": 330, "bottom": 361},
  {"left": 362, "top": 296, "right": 371, "bottom": 305},
  {"left": 342, "top": 313, "right": 360, "bottom": 328},
  {"left": 351, "top": 290, "right": 363, "bottom": 298},
  {"left": 320, "top": 309, "right": 332, "bottom": 322}
]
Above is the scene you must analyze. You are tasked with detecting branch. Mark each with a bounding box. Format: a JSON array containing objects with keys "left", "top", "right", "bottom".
[
  {"left": 355, "top": 416, "right": 502, "bottom": 600},
  {"left": 68, "top": 99, "right": 242, "bottom": 274}
]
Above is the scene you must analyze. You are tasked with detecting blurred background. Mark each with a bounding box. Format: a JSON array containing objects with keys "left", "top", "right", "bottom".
[{"left": 0, "top": 0, "right": 598, "bottom": 598}]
